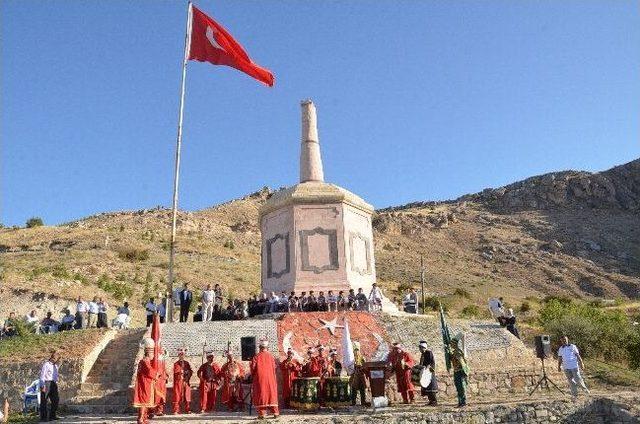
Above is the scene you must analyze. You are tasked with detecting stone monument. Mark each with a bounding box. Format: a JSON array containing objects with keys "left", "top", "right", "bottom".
[{"left": 259, "top": 100, "right": 377, "bottom": 296}]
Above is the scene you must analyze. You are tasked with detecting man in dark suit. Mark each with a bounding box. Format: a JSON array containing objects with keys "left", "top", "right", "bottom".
[{"left": 179, "top": 283, "right": 193, "bottom": 322}]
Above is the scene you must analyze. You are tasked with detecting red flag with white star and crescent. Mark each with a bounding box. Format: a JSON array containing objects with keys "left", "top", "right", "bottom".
[{"left": 188, "top": 4, "right": 274, "bottom": 87}]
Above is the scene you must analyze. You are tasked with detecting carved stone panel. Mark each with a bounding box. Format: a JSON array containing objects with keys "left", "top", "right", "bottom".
[
  {"left": 299, "top": 227, "right": 339, "bottom": 273},
  {"left": 266, "top": 233, "right": 290, "bottom": 279},
  {"left": 349, "top": 232, "right": 371, "bottom": 275}
]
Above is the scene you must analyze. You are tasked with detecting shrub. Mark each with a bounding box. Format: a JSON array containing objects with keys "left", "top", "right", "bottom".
[
  {"left": 51, "top": 264, "right": 70, "bottom": 279},
  {"left": 117, "top": 247, "right": 150, "bottom": 262},
  {"left": 453, "top": 288, "right": 471, "bottom": 299},
  {"left": 396, "top": 282, "right": 413, "bottom": 294},
  {"left": 25, "top": 217, "right": 44, "bottom": 228},
  {"left": 539, "top": 298, "right": 634, "bottom": 365},
  {"left": 224, "top": 240, "right": 235, "bottom": 249},
  {"left": 461, "top": 304, "right": 483, "bottom": 318},
  {"left": 423, "top": 296, "right": 448, "bottom": 312},
  {"left": 520, "top": 301, "right": 531, "bottom": 313}
]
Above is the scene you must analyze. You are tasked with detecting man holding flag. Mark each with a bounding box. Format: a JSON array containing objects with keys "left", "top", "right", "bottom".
[{"left": 440, "top": 303, "right": 469, "bottom": 407}]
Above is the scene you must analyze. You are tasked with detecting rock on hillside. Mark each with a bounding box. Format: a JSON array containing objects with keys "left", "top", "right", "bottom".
[{"left": 461, "top": 159, "right": 640, "bottom": 211}]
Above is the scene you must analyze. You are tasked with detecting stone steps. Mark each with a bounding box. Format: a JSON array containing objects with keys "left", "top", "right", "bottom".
[{"left": 66, "top": 328, "right": 145, "bottom": 414}]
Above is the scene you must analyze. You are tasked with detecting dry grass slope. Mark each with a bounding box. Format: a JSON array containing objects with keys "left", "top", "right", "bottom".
[{"left": 1, "top": 160, "right": 638, "bottom": 320}]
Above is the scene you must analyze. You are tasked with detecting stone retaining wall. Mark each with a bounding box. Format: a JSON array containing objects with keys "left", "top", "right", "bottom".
[
  {"left": 0, "top": 330, "right": 116, "bottom": 412},
  {"left": 278, "top": 395, "right": 640, "bottom": 424}
]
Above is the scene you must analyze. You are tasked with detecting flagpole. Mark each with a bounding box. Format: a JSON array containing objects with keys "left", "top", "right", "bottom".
[{"left": 167, "top": 1, "right": 193, "bottom": 323}]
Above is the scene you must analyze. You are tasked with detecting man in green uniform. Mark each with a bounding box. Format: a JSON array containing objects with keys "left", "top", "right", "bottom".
[{"left": 448, "top": 336, "right": 469, "bottom": 407}]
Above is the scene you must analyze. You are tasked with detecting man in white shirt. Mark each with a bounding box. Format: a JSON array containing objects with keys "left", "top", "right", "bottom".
[
  {"left": 75, "top": 296, "right": 89, "bottom": 329},
  {"left": 40, "top": 350, "right": 61, "bottom": 421},
  {"left": 202, "top": 284, "right": 215, "bottom": 321},
  {"left": 25, "top": 310, "right": 39, "bottom": 326},
  {"left": 268, "top": 292, "right": 279, "bottom": 313},
  {"left": 557, "top": 336, "right": 589, "bottom": 397},
  {"left": 87, "top": 297, "right": 99, "bottom": 328},
  {"left": 145, "top": 297, "right": 157, "bottom": 327},
  {"left": 327, "top": 290, "right": 338, "bottom": 311},
  {"left": 368, "top": 284, "right": 383, "bottom": 311},
  {"left": 60, "top": 309, "right": 75, "bottom": 331}
]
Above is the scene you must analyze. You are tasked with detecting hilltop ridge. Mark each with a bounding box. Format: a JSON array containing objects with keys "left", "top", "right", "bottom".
[{"left": 1, "top": 159, "right": 638, "bottom": 321}]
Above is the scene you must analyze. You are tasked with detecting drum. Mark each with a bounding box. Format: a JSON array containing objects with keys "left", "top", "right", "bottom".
[
  {"left": 411, "top": 365, "right": 426, "bottom": 385},
  {"left": 290, "top": 377, "right": 320, "bottom": 411},
  {"left": 324, "top": 377, "right": 352, "bottom": 408}
]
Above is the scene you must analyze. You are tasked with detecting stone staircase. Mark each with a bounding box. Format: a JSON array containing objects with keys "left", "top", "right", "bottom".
[{"left": 66, "top": 328, "right": 146, "bottom": 414}]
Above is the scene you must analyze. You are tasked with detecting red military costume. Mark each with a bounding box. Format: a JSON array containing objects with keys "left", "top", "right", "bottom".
[
  {"left": 301, "top": 348, "right": 322, "bottom": 377},
  {"left": 279, "top": 349, "right": 301, "bottom": 408},
  {"left": 133, "top": 339, "right": 157, "bottom": 424},
  {"left": 172, "top": 349, "right": 193, "bottom": 414},
  {"left": 388, "top": 343, "right": 416, "bottom": 404},
  {"left": 154, "top": 355, "right": 169, "bottom": 416},
  {"left": 251, "top": 340, "right": 279, "bottom": 419},
  {"left": 197, "top": 352, "right": 221, "bottom": 413},
  {"left": 220, "top": 351, "right": 245, "bottom": 411}
]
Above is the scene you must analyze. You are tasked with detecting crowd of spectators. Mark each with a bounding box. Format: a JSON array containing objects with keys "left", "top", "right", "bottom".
[
  {"left": 173, "top": 282, "right": 388, "bottom": 323},
  {"left": 0, "top": 296, "right": 132, "bottom": 339}
]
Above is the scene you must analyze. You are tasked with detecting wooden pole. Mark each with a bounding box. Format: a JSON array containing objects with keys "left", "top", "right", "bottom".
[
  {"left": 167, "top": 2, "right": 193, "bottom": 323},
  {"left": 420, "top": 254, "right": 425, "bottom": 314}
]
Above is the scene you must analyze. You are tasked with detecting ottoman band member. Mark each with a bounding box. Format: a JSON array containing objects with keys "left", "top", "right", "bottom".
[
  {"left": 387, "top": 342, "right": 415, "bottom": 404},
  {"left": 133, "top": 338, "right": 157, "bottom": 424},
  {"left": 349, "top": 341, "right": 369, "bottom": 406},
  {"left": 448, "top": 334, "right": 469, "bottom": 407},
  {"left": 220, "top": 349, "right": 245, "bottom": 411},
  {"left": 280, "top": 348, "right": 301, "bottom": 408},
  {"left": 172, "top": 348, "right": 193, "bottom": 414},
  {"left": 418, "top": 341, "right": 438, "bottom": 406},
  {"left": 197, "top": 351, "right": 221, "bottom": 413},
  {"left": 251, "top": 339, "right": 280, "bottom": 419}
]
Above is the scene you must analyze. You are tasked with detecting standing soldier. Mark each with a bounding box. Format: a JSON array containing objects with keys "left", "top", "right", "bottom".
[
  {"left": 172, "top": 348, "right": 193, "bottom": 414},
  {"left": 387, "top": 343, "right": 416, "bottom": 404},
  {"left": 279, "top": 348, "right": 301, "bottom": 408},
  {"left": 133, "top": 339, "right": 157, "bottom": 424},
  {"left": 349, "top": 342, "right": 368, "bottom": 406},
  {"left": 251, "top": 339, "right": 279, "bottom": 419},
  {"left": 220, "top": 350, "right": 245, "bottom": 411},
  {"left": 448, "top": 335, "right": 469, "bottom": 408},
  {"left": 153, "top": 350, "right": 169, "bottom": 416},
  {"left": 418, "top": 341, "right": 438, "bottom": 406},
  {"left": 197, "top": 351, "right": 220, "bottom": 413}
]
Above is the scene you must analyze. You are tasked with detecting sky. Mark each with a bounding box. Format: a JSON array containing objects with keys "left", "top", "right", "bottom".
[{"left": 2, "top": 1, "right": 639, "bottom": 227}]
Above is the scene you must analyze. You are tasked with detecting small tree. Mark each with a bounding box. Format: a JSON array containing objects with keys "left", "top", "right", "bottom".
[{"left": 26, "top": 217, "right": 44, "bottom": 228}]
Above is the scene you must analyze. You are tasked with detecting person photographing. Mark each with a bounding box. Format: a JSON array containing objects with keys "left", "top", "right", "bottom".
[{"left": 39, "top": 350, "right": 61, "bottom": 422}]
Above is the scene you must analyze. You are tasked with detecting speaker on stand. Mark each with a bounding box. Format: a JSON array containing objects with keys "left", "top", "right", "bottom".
[{"left": 529, "top": 335, "right": 564, "bottom": 396}]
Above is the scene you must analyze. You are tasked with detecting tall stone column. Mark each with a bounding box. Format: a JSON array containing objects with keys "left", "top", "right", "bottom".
[{"left": 299, "top": 100, "right": 324, "bottom": 183}]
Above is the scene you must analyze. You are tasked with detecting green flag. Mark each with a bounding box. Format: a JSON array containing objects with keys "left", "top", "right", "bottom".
[{"left": 439, "top": 302, "right": 452, "bottom": 372}]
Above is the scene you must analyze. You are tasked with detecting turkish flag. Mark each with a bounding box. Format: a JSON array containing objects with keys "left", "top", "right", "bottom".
[{"left": 189, "top": 5, "right": 274, "bottom": 87}]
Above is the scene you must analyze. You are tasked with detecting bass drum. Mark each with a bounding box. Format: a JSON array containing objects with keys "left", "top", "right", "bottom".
[
  {"left": 290, "top": 377, "right": 320, "bottom": 411},
  {"left": 324, "top": 377, "right": 352, "bottom": 408},
  {"left": 410, "top": 365, "right": 425, "bottom": 385}
]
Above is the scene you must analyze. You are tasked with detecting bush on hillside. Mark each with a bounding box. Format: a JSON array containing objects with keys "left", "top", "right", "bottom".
[
  {"left": 25, "top": 217, "right": 44, "bottom": 228},
  {"left": 460, "top": 304, "right": 483, "bottom": 318},
  {"left": 453, "top": 288, "right": 471, "bottom": 299},
  {"left": 117, "top": 247, "right": 150, "bottom": 262},
  {"left": 539, "top": 298, "right": 635, "bottom": 366}
]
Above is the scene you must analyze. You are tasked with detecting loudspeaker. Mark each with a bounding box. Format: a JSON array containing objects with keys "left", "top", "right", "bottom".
[
  {"left": 241, "top": 336, "right": 256, "bottom": 361},
  {"left": 534, "top": 335, "right": 551, "bottom": 359}
]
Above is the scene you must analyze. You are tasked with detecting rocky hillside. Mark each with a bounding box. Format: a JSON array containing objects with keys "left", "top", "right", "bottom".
[{"left": 1, "top": 159, "right": 638, "bottom": 321}]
